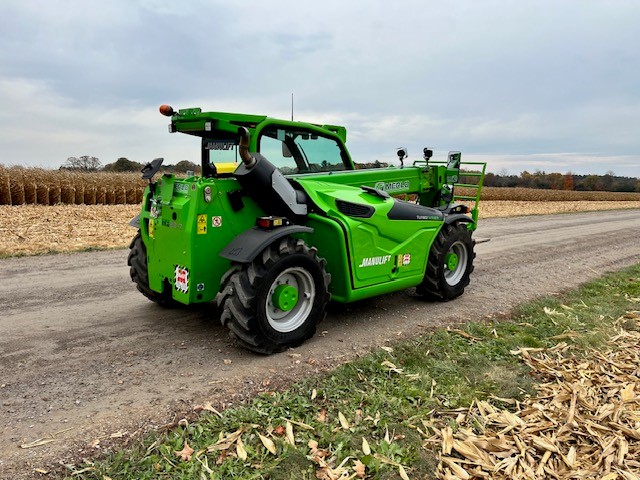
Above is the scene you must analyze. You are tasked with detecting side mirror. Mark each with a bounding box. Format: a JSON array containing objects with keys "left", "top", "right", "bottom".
[
  {"left": 447, "top": 151, "right": 461, "bottom": 170},
  {"left": 446, "top": 151, "right": 461, "bottom": 183},
  {"left": 141, "top": 158, "right": 164, "bottom": 180}
]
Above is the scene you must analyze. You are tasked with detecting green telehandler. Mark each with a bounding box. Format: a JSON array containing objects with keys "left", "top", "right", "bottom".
[{"left": 129, "top": 104, "right": 486, "bottom": 353}]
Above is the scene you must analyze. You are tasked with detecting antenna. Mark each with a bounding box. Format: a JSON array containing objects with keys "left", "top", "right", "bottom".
[{"left": 291, "top": 93, "right": 294, "bottom": 121}]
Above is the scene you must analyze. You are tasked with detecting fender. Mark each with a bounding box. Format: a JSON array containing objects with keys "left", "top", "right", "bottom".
[
  {"left": 220, "top": 225, "right": 314, "bottom": 263},
  {"left": 444, "top": 213, "right": 474, "bottom": 225}
]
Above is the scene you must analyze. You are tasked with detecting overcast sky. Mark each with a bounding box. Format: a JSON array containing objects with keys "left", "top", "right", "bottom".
[{"left": 1, "top": 0, "right": 639, "bottom": 176}]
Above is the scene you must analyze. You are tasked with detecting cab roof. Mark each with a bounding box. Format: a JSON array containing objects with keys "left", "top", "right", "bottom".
[{"left": 168, "top": 107, "right": 347, "bottom": 143}]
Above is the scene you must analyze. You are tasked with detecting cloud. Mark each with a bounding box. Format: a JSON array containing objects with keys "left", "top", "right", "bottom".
[{"left": 0, "top": 0, "right": 638, "bottom": 176}]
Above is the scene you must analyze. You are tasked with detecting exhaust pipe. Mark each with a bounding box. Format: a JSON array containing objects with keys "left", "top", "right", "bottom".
[
  {"left": 234, "top": 127, "right": 307, "bottom": 218},
  {"left": 238, "top": 127, "right": 256, "bottom": 168}
]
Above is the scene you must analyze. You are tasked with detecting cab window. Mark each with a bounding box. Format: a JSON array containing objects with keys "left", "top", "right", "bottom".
[
  {"left": 258, "top": 126, "right": 347, "bottom": 175},
  {"left": 200, "top": 136, "right": 239, "bottom": 177}
]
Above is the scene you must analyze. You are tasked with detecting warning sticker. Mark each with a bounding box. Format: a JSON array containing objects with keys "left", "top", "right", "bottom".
[
  {"left": 212, "top": 216, "right": 222, "bottom": 228},
  {"left": 197, "top": 214, "right": 207, "bottom": 235},
  {"left": 396, "top": 253, "right": 411, "bottom": 267},
  {"left": 149, "top": 218, "right": 156, "bottom": 238},
  {"left": 175, "top": 266, "right": 189, "bottom": 293}
]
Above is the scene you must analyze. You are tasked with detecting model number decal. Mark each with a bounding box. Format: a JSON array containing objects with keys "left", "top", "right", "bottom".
[
  {"left": 374, "top": 180, "right": 410, "bottom": 193},
  {"left": 174, "top": 183, "right": 189, "bottom": 194},
  {"left": 358, "top": 255, "right": 391, "bottom": 268}
]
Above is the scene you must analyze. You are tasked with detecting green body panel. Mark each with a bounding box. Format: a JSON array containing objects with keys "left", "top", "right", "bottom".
[
  {"left": 138, "top": 168, "right": 444, "bottom": 305},
  {"left": 139, "top": 175, "right": 264, "bottom": 303},
  {"left": 295, "top": 177, "right": 442, "bottom": 292},
  {"left": 291, "top": 165, "right": 431, "bottom": 196},
  {"left": 138, "top": 106, "right": 487, "bottom": 306}
]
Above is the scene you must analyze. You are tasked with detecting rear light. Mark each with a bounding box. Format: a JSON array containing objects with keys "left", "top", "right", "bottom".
[
  {"left": 256, "top": 216, "right": 290, "bottom": 229},
  {"left": 159, "top": 104, "right": 175, "bottom": 116}
]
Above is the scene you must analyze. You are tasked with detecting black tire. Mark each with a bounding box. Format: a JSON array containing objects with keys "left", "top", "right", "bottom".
[
  {"left": 417, "top": 222, "right": 475, "bottom": 301},
  {"left": 216, "top": 237, "right": 331, "bottom": 354},
  {"left": 128, "top": 232, "right": 176, "bottom": 307}
]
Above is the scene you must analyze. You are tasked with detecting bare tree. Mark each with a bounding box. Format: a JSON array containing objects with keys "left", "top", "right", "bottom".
[{"left": 61, "top": 156, "right": 101, "bottom": 171}]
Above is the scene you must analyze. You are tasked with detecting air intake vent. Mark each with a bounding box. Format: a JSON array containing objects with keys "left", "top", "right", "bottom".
[{"left": 336, "top": 200, "right": 374, "bottom": 218}]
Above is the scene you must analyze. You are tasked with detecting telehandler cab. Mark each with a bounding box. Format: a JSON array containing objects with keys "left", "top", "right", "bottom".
[{"left": 129, "top": 105, "right": 486, "bottom": 353}]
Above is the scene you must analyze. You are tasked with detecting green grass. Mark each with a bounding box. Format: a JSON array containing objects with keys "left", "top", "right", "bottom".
[{"left": 64, "top": 264, "right": 640, "bottom": 479}]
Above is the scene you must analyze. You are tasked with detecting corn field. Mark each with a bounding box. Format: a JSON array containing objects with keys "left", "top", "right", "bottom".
[
  {"left": 461, "top": 186, "right": 640, "bottom": 202},
  {"left": 1, "top": 165, "right": 639, "bottom": 206},
  {"left": 0, "top": 165, "right": 146, "bottom": 205}
]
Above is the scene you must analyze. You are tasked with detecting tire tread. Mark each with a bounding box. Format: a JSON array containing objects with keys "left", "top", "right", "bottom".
[{"left": 217, "top": 237, "right": 330, "bottom": 354}]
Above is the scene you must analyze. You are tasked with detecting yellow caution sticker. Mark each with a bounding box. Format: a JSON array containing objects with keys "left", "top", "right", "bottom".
[
  {"left": 149, "top": 218, "right": 155, "bottom": 238},
  {"left": 197, "top": 214, "right": 207, "bottom": 234}
]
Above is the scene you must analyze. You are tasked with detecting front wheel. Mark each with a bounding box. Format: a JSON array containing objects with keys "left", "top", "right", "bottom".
[
  {"left": 216, "top": 237, "right": 331, "bottom": 354},
  {"left": 417, "top": 222, "right": 475, "bottom": 301}
]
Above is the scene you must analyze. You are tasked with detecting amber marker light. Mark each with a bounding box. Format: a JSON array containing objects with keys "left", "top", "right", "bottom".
[{"left": 159, "top": 104, "right": 175, "bottom": 116}]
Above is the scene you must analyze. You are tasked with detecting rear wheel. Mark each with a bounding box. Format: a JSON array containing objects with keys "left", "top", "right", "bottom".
[
  {"left": 417, "top": 222, "right": 475, "bottom": 301},
  {"left": 128, "top": 232, "right": 176, "bottom": 307},
  {"left": 216, "top": 237, "right": 331, "bottom": 354}
]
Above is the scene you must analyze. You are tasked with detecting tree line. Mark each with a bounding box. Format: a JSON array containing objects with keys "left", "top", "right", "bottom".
[
  {"left": 61, "top": 157, "right": 639, "bottom": 193},
  {"left": 60, "top": 156, "right": 200, "bottom": 174},
  {"left": 484, "top": 170, "right": 640, "bottom": 193}
]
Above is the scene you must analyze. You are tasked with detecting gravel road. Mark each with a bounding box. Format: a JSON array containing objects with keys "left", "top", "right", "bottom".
[{"left": 1, "top": 210, "right": 639, "bottom": 477}]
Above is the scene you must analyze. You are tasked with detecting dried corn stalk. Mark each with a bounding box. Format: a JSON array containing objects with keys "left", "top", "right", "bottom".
[
  {"left": 0, "top": 204, "right": 141, "bottom": 255},
  {"left": 433, "top": 325, "right": 640, "bottom": 479},
  {"left": 1, "top": 199, "right": 640, "bottom": 256},
  {"left": 458, "top": 186, "right": 640, "bottom": 202},
  {"left": 0, "top": 166, "right": 146, "bottom": 205}
]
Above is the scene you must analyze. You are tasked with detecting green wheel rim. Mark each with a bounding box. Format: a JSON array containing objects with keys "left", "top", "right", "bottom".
[
  {"left": 445, "top": 252, "right": 459, "bottom": 271},
  {"left": 272, "top": 284, "right": 299, "bottom": 312},
  {"left": 266, "top": 267, "right": 315, "bottom": 333},
  {"left": 444, "top": 241, "right": 468, "bottom": 286}
]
